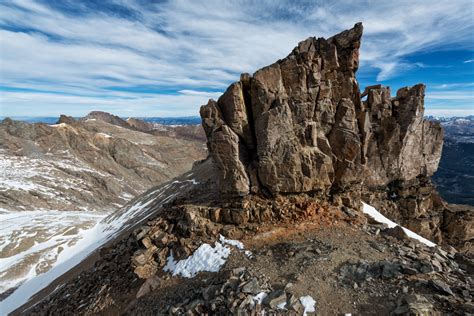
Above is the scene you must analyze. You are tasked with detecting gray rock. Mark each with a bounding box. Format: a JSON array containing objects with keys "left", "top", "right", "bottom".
[
  {"left": 381, "top": 262, "right": 402, "bottom": 279},
  {"left": 401, "top": 265, "right": 419, "bottom": 275},
  {"left": 263, "top": 290, "right": 287, "bottom": 309},
  {"left": 430, "top": 258, "right": 443, "bottom": 272},
  {"left": 404, "top": 294, "right": 435, "bottom": 314},
  {"left": 419, "top": 262, "right": 434, "bottom": 274},
  {"left": 430, "top": 280, "right": 454, "bottom": 296},
  {"left": 241, "top": 278, "right": 261, "bottom": 295}
]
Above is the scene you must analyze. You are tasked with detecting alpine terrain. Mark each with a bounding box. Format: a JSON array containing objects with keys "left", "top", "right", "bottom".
[
  {"left": 0, "top": 112, "right": 206, "bottom": 298},
  {"left": 2, "top": 23, "right": 473, "bottom": 315}
]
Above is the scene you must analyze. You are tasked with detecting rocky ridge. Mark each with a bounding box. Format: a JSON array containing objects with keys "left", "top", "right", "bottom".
[
  {"left": 82, "top": 111, "right": 206, "bottom": 142},
  {"left": 0, "top": 113, "right": 206, "bottom": 211},
  {"left": 11, "top": 23, "right": 473, "bottom": 315}
]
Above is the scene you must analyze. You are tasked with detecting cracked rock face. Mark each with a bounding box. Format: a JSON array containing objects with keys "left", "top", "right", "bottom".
[
  {"left": 200, "top": 23, "right": 443, "bottom": 198},
  {"left": 361, "top": 84, "right": 444, "bottom": 187}
]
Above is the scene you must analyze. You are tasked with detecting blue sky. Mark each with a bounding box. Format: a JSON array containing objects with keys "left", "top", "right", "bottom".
[{"left": 0, "top": 0, "right": 473, "bottom": 117}]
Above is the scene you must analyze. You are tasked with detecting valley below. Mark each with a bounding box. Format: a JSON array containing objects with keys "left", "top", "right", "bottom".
[{"left": 431, "top": 116, "right": 474, "bottom": 205}]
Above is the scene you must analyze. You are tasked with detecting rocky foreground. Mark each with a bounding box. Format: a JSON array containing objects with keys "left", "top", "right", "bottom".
[{"left": 8, "top": 23, "right": 473, "bottom": 315}]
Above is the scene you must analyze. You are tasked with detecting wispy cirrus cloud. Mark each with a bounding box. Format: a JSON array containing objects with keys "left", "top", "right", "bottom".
[{"left": 0, "top": 0, "right": 473, "bottom": 117}]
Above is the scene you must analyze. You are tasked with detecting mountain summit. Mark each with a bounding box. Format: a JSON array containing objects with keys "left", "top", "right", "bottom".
[{"left": 201, "top": 22, "right": 442, "bottom": 197}]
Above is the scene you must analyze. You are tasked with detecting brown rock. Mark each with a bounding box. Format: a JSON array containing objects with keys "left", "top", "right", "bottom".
[
  {"left": 200, "top": 22, "right": 443, "bottom": 205},
  {"left": 385, "top": 226, "right": 408, "bottom": 241},
  {"left": 263, "top": 290, "right": 287, "bottom": 309},
  {"left": 134, "top": 263, "right": 158, "bottom": 279},
  {"left": 136, "top": 275, "right": 160, "bottom": 299},
  {"left": 200, "top": 100, "right": 250, "bottom": 197}
]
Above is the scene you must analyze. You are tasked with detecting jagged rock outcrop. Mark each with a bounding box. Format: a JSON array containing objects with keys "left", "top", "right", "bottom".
[
  {"left": 200, "top": 23, "right": 443, "bottom": 202},
  {"left": 201, "top": 23, "right": 363, "bottom": 196},
  {"left": 199, "top": 23, "right": 470, "bottom": 249},
  {"left": 360, "top": 84, "right": 443, "bottom": 186}
]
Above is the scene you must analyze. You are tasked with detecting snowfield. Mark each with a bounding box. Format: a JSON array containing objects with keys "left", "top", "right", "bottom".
[
  {"left": 0, "top": 151, "right": 110, "bottom": 209},
  {"left": 0, "top": 209, "right": 106, "bottom": 294}
]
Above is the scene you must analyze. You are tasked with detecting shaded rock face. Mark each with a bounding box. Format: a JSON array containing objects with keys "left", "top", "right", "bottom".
[
  {"left": 361, "top": 85, "right": 443, "bottom": 187},
  {"left": 200, "top": 23, "right": 443, "bottom": 199}
]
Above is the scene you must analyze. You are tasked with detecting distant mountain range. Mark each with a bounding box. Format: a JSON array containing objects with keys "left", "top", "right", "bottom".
[
  {"left": 0, "top": 112, "right": 207, "bottom": 293},
  {"left": 0, "top": 116, "right": 202, "bottom": 125},
  {"left": 429, "top": 116, "right": 474, "bottom": 205}
]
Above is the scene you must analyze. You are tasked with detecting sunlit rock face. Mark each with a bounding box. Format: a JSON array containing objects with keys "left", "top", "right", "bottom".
[{"left": 200, "top": 23, "right": 443, "bottom": 198}]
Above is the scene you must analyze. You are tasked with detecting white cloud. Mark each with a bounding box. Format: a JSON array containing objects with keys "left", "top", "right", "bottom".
[
  {"left": 432, "top": 82, "right": 474, "bottom": 89},
  {"left": 0, "top": 0, "right": 473, "bottom": 116},
  {"left": 0, "top": 90, "right": 220, "bottom": 117},
  {"left": 426, "top": 91, "right": 474, "bottom": 100},
  {"left": 464, "top": 59, "right": 474, "bottom": 63},
  {"left": 425, "top": 108, "right": 474, "bottom": 117}
]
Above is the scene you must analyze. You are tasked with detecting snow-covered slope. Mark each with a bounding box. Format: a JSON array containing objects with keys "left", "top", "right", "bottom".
[
  {"left": 0, "top": 209, "right": 105, "bottom": 294},
  {"left": 362, "top": 202, "right": 436, "bottom": 247},
  {"left": 0, "top": 175, "right": 199, "bottom": 315}
]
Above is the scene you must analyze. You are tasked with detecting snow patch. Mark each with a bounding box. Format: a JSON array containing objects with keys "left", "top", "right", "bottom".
[
  {"left": 164, "top": 235, "right": 247, "bottom": 278},
  {"left": 96, "top": 132, "right": 112, "bottom": 138},
  {"left": 49, "top": 123, "right": 67, "bottom": 128},
  {"left": 300, "top": 295, "right": 316, "bottom": 315},
  {"left": 219, "top": 234, "right": 244, "bottom": 250},
  {"left": 362, "top": 202, "right": 436, "bottom": 247},
  {"left": 253, "top": 292, "right": 268, "bottom": 305},
  {"left": 164, "top": 243, "right": 231, "bottom": 278}
]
